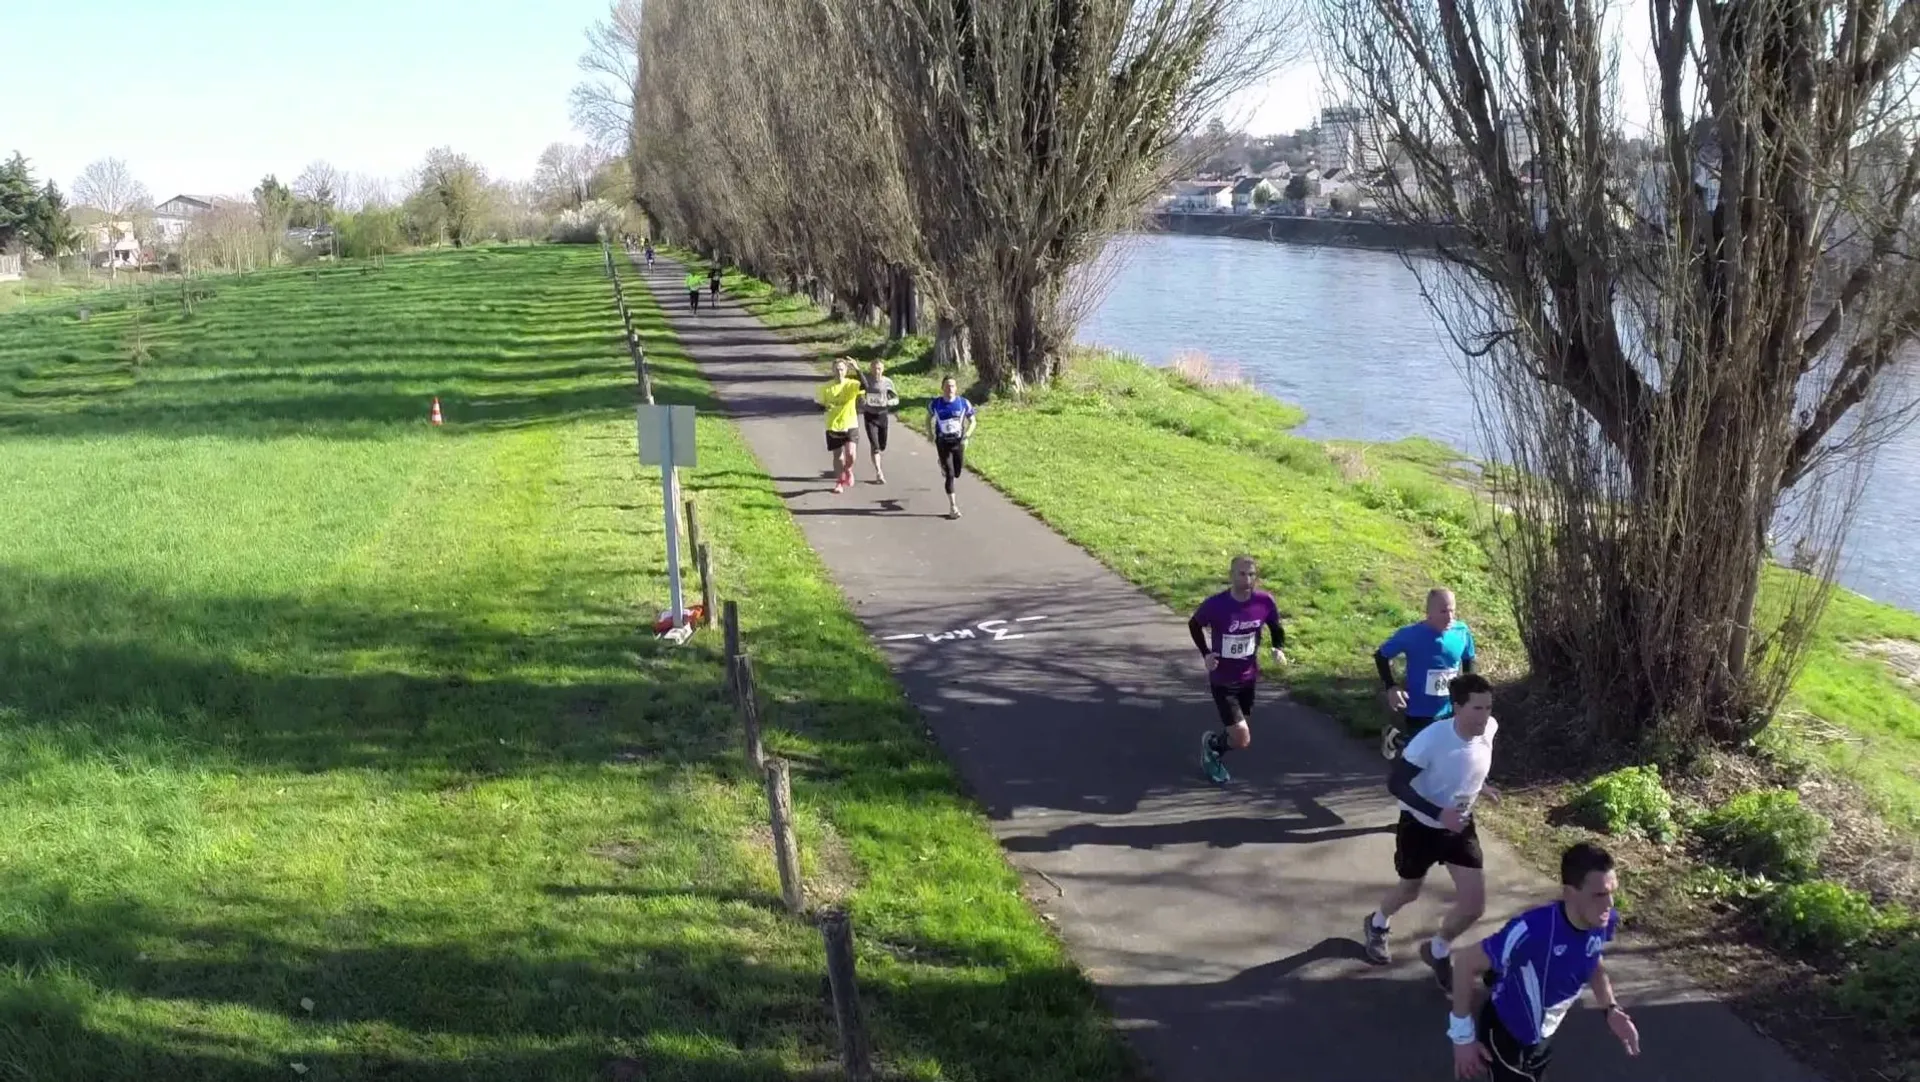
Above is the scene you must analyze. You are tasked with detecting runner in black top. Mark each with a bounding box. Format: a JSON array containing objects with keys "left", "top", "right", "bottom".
[{"left": 709, "top": 265, "right": 722, "bottom": 303}]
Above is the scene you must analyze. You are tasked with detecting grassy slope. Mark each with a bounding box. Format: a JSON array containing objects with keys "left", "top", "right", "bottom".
[
  {"left": 713, "top": 264, "right": 1920, "bottom": 838},
  {"left": 0, "top": 247, "right": 1126, "bottom": 1081}
]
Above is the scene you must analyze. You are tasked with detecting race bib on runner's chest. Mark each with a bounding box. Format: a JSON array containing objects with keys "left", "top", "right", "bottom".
[
  {"left": 938, "top": 417, "right": 964, "bottom": 436},
  {"left": 1424, "top": 667, "right": 1459, "bottom": 698},
  {"left": 1220, "top": 632, "right": 1257, "bottom": 659},
  {"left": 865, "top": 393, "right": 889, "bottom": 408}
]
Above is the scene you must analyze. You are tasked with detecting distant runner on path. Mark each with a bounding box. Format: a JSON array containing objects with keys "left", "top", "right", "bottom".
[
  {"left": 1375, "top": 588, "right": 1477, "bottom": 760},
  {"left": 925, "top": 376, "right": 976, "bottom": 519},
  {"left": 858, "top": 359, "right": 900, "bottom": 484},
  {"left": 684, "top": 269, "right": 704, "bottom": 311},
  {"left": 644, "top": 241, "right": 655, "bottom": 272},
  {"left": 1446, "top": 842, "right": 1640, "bottom": 1081},
  {"left": 708, "top": 264, "right": 722, "bottom": 304},
  {"left": 1187, "top": 556, "right": 1287, "bottom": 785},
  {"left": 1363, "top": 673, "right": 1499, "bottom": 984},
  {"left": 819, "top": 358, "right": 864, "bottom": 493}
]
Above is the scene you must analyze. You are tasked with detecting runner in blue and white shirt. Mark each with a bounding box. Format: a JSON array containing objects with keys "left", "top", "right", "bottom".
[{"left": 1445, "top": 842, "right": 1642, "bottom": 1081}]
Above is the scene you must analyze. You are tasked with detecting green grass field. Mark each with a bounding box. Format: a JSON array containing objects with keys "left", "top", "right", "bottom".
[
  {"left": 714, "top": 263, "right": 1920, "bottom": 838},
  {"left": 0, "top": 247, "right": 1127, "bottom": 1081}
]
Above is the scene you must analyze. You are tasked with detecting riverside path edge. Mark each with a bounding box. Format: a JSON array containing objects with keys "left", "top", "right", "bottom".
[{"left": 633, "top": 255, "right": 1823, "bottom": 1082}]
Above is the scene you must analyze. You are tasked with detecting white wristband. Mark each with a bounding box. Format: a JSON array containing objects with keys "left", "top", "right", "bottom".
[{"left": 1447, "top": 1012, "right": 1477, "bottom": 1046}]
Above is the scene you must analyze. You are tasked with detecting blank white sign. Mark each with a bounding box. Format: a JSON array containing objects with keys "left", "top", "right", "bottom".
[{"left": 636, "top": 404, "right": 697, "bottom": 466}]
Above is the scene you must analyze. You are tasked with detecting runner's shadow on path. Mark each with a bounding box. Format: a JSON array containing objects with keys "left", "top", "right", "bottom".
[
  {"left": 858, "top": 587, "right": 1390, "bottom": 823},
  {"left": 789, "top": 505, "right": 950, "bottom": 519},
  {"left": 1003, "top": 812, "right": 1393, "bottom": 852}
]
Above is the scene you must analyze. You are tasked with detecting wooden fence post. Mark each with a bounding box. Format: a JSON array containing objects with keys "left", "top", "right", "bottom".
[
  {"left": 723, "top": 600, "right": 741, "bottom": 695},
  {"left": 736, "top": 655, "right": 765, "bottom": 770},
  {"left": 684, "top": 498, "right": 702, "bottom": 555},
  {"left": 820, "top": 909, "right": 873, "bottom": 1081},
  {"left": 696, "top": 543, "right": 717, "bottom": 630},
  {"left": 763, "top": 755, "right": 801, "bottom": 913}
]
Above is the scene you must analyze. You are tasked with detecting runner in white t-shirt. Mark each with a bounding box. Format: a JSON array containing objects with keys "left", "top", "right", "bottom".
[{"left": 1361, "top": 673, "right": 1501, "bottom": 995}]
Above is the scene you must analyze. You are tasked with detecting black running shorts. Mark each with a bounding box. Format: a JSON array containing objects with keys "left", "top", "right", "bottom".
[
  {"left": 863, "top": 413, "right": 889, "bottom": 452},
  {"left": 1210, "top": 683, "right": 1255, "bottom": 727},
  {"left": 1480, "top": 1000, "right": 1553, "bottom": 1081},
  {"left": 1393, "top": 811, "right": 1484, "bottom": 879},
  {"left": 826, "top": 428, "right": 856, "bottom": 451}
]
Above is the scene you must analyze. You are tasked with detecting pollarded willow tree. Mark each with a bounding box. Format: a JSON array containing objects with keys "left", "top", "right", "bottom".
[
  {"left": 632, "top": 0, "right": 1295, "bottom": 388},
  {"left": 861, "top": 0, "right": 1294, "bottom": 386},
  {"left": 632, "top": 0, "right": 924, "bottom": 332},
  {"left": 1323, "top": 0, "right": 1920, "bottom": 750}
]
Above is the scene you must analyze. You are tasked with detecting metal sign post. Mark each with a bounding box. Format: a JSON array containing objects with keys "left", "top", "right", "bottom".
[{"left": 637, "top": 403, "right": 698, "bottom": 641}]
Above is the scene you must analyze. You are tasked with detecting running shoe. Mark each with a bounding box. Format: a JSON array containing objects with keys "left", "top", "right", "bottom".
[
  {"left": 1380, "top": 724, "right": 1405, "bottom": 761},
  {"left": 1362, "top": 914, "right": 1391, "bottom": 965},
  {"left": 1201, "top": 731, "right": 1230, "bottom": 785},
  {"left": 1419, "top": 940, "right": 1454, "bottom": 994}
]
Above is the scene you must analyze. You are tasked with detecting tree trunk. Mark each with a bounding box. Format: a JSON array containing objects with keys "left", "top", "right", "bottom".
[
  {"left": 932, "top": 316, "right": 960, "bottom": 369},
  {"left": 888, "top": 265, "right": 918, "bottom": 340},
  {"left": 968, "top": 322, "right": 1001, "bottom": 387},
  {"left": 1009, "top": 282, "right": 1058, "bottom": 385}
]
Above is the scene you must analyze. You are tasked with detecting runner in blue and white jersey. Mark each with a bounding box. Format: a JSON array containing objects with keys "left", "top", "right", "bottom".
[{"left": 1443, "top": 842, "right": 1642, "bottom": 1081}]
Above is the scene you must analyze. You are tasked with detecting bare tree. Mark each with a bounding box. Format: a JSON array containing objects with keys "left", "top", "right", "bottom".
[
  {"left": 633, "top": 0, "right": 1296, "bottom": 386},
  {"left": 1323, "top": 0, "right": 1920, "bottom": 750},
  {"left": 72, "top": 158, "right": 153, "bottom": 219},
  {"left": 572, "top": 0, "right": 646, "bottom": 150},
  {"left": 340, "top": 172, "right": 398, "bottom": 212},
  {"left": 863, "top": 0, "right": 1297, "bottom": 387},
  {"left": 73, "top": 159, "right": 153, "bottom": 267},
  {"left": 534, "top": 142, "right": 610, "bottom": 210},
  {"left": 293, "top": 160, "right": 342, "bottom": 224}
]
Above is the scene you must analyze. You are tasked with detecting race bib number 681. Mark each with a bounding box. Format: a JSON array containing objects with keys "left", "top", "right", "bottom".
[{"left": 1220, "top": 632, "right": 1257, "bottom": 659}]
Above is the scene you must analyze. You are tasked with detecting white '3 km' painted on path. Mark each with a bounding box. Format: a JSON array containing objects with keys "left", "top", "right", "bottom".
[{"left": 883, "top": 616, "right": 1049, "bottom": 645}]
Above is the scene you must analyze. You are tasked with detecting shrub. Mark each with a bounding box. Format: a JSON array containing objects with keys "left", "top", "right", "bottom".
[
  {"left": 1569, "top": 765, "right": 1677, "bottom": 841},
  {"left": 1759, "top": 881, "right": 1882, "bottom": 955},
  {"left": 1694, "top": 789, "right": 1829, "bottom": 881},
  {"left": 1833, "top": 933, "right": 1920, "bottom": 1035},
  {"left": 549, "top": 199, "right": 625, "bottom": 245}
]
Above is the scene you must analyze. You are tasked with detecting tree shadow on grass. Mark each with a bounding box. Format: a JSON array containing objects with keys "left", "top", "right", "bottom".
[
  {"left": 0, "top": 878, "right": 1133, "bottom": 1082},
  {"left": 2, "top": 876, "right": 1815, "bottom": 1082}
]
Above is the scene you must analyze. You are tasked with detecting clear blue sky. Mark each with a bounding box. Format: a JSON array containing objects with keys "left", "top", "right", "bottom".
[
  {"left": 5, "top": 0, "right": 1645, "bottom": 205},
  {"left": 1, "top": 0, "right": 614, "bottom": 201}
]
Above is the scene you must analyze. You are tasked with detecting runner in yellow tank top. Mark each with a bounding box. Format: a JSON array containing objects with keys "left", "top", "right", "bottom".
[{"left": 818, "top": 357, "right": 864, "bottom": 493}]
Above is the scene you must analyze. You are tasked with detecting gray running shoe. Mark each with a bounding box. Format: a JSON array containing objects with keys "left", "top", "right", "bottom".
[{"left": 1362, "top": 914, "right": 1390, "bottom": 965}]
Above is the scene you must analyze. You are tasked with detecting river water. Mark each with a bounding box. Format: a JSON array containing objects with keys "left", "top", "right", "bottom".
[{"left": 1077, "top": 233, "right": 1920, "bottom": 614}]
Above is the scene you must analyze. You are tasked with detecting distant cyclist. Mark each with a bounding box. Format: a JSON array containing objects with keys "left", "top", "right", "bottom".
[
  {"left": 1375, "top": 588, "right": 1476, "bottom": 759},
  {"left": 684, "top": 268, "right": 704, "bottom": 311},
  {"left": 925, "top": 376, "right": 976, "bottom": 518}
]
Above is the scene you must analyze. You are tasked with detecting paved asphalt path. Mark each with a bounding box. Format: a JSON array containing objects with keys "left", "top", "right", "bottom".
[{"left": 634, "top": 256, "right": 1823, "bottom": 1082}]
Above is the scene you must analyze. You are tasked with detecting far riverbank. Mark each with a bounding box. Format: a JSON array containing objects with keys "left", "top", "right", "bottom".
[{"left": 1149, "top": 210, "right": 1456, "bottom": 251}]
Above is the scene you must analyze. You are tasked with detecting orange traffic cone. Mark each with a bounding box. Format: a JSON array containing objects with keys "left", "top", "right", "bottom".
[{"left": 430, "top": 398, "right": 444, "bottom": 426}]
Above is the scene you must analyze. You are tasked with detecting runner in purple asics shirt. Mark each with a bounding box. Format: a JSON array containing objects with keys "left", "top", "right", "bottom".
[{"left": 1187, "top": 555, "right": 1288, "bottom": 784}]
